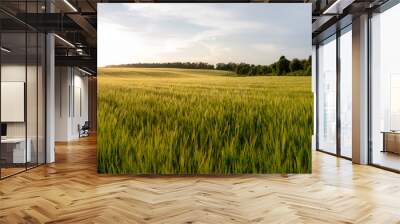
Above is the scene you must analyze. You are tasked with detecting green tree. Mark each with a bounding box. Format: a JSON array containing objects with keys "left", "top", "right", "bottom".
[
  {"left": 290, "top": 58, "right": 303, "bottom": 72},
  {"left": 302, "top": 56, "right": 312, "bottom": 76},
  {"left": 305, "top": 65, "right": 311, "bottom": 76},
  {"left": 255, "top": 65, "right": 264, "bottom": 75},
  {"left": 276, "top": 56, "right": 290, "bottom": 75},
  {"left": 270, "top": 62, "right": 277, "bottom": 73},
  {"left": 250, "top": 64, "right": 257, "bottom": 76},
  {"left": 236, "top": 63, "right": 251, "bottom": 75}
]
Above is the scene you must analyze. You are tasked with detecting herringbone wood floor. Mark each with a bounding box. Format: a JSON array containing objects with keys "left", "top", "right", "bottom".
[{"left": 1, "top": 136, "right": 400, "bottom": 224}]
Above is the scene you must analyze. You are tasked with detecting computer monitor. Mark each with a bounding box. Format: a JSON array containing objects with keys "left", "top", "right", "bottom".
[{"left": 1, "top": 123, "right": 7, "bottom": 137}]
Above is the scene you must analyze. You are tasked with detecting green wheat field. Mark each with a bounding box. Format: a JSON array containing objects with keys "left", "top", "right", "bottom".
[{"left": 97, "top": 67, "right": 313, "bottom": 174}]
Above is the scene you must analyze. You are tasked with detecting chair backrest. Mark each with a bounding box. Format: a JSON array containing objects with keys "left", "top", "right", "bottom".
[{"left": 82, "top": 121, "right": 90, "bottom": 129}]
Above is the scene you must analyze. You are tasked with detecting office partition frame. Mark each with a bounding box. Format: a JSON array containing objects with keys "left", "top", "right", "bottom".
[
  {"left": 0, "top": 0, "right": 48, "bottom": 180},
  {"left": 315, "top": 22, "right": 352, "bottom": 161},
  {"left": 315, "top": 0, "right": 400, "bottom": 173},
  {"left": 367, "top": 0, "right": 400, "bottom": 173}
]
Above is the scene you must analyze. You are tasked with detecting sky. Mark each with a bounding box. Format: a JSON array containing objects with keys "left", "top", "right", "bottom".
[{"left": 98, "top": 3, "right": 311, "bottom": 67}]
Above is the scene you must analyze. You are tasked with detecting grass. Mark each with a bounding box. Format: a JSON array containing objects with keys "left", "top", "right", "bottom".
[{"left": 97, "top": 67, "right": 313, "bottom": 174}]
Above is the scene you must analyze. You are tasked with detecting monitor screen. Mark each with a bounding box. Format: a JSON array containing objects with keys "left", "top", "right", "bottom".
[{"left": 1, "top": 123, "right": 7, "bottom": 137}]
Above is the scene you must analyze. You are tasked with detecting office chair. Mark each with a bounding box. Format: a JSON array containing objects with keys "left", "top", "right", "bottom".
[{"left": 79, "top": 121, "right": 90, "bottom": 138}]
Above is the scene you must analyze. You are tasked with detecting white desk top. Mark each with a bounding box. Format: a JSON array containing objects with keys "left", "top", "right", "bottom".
[{"left": 1, "top": 138, "right": 29, "bottom": 143}]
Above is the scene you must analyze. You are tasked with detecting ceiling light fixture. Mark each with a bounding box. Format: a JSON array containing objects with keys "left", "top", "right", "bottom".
[
  {"left": 1, "top": 47, "right": 11, "bottom": 53},
  {"left": 323, "top": 0, "right": 355, "bottom": 15},
  {"left": 54, "top": 34, "right": 75, "bottom": 48},
  {"left": 323, "top": 0, "right": 340, "bottom": 14},
  {"left": 78, "top": 67, "right": 93, "bottom": 76},
  {"left": 76, "top": 48, "right": 85, "bottom": 55},
  {"left": 63, "top": 0, "right": 78, "bottom": 12}
]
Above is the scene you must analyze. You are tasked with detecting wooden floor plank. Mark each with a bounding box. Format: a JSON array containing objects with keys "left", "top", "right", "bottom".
[{"left": 0, "top": 135, "right": 399, "bottom": 223}]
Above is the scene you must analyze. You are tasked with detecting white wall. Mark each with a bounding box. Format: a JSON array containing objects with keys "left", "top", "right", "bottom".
[
  {"left": 1, "top": 65, "right": 32, "bottom": 138},
  {"left": 1, "top": 64, "right": 25, "bottom": 81},
  {"left": 55, "top": 67, "right": 89, "bottom": 141},
  {"left": 1, "top": 65, "right": 26, "bottom": 143},
  {"left": 1, "top": 82, "right": 25, "bottom": 122},
  {"left": 55, "top": 66, "right": 70, "bottom": 141},
  {"left": 1, "top": 63, "right": 46, "bottom": 164},
  {"left": 72, "top": 72, "right": 89, "bottom": 138}
]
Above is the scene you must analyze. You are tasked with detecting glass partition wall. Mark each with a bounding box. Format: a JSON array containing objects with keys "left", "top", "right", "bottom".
[
  {"left": 0, "top": 31, "right": 27, "bottom": 177},
  {"left": 317, "top": 35, "right": 337, "bottom": 155},
  {"left": 316, "top": 25, "right": 352, "bottom": 159},
  {"left": 370, "top": 3, "right": 400, "bottom": 171},
  {"left": 339, "top": 26, "right": 352, "bottom": 159},
  {"left": 316, "top": 0, "right": 400, "bottom": 172},
  {"left": 0, "top": 5, "right": 46, "bottom": 179}
]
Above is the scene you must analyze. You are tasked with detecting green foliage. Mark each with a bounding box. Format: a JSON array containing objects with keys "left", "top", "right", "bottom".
[
  {"left": 107, "top": 62, "right": 215, "bottom": 70},
  {"left": 215, "top": 55, "right": 310, "bottom": 76},
  {"left": 303, "top": 56, "right": 312, "bottom": 76},
  {"left": 290, "top": 58, "right": 303, "bottom": 72},
  {"left": 108, "top": 56, "right": 311, "bottom": 77},
  {"left": 270, "top": 62, "right": 277, "bottom": 73},
  {"left": 97, "top": 68, "right": 313, "bottom": 174},
  {"left": 305, "top": 66, "right": 311, "bottom": 76},
  {"left": 235, "top": 63, "right": 251, "bottom": 75},
  {"left": 276, "top": 56, "right": 290, "bottom": 75}
]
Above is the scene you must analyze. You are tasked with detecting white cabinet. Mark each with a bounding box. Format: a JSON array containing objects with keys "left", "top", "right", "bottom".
[
  {"left": 1, "top": 138, "right": 32, "bottom": 163},
  {"left": 1, "top": 82, "right": 25, "bottom": 122}
]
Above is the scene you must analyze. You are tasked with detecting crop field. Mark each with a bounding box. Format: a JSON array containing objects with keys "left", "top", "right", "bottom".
[{"left": 97, "top": 67, "right": 313, "bottom": 174}]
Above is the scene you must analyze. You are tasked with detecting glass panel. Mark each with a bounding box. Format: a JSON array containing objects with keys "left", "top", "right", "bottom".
[
  {"left": 38, "top": 32, "right": 45, "bottom": 165},
  {"left": 26, "top": 0, "right": 39, "bottom": 169},
  {"left": 317, "top": 35, "right": 337, "bottom": 154},
  {"left": 27, "top": 31, "right": 38, "bottom": 169},
  {"left": 339, "top": 27, "right": 352, "bottom": 158},
  {"left": 0, "top": 1, "right": 46, "bottom": 178},
  {"left": 1, "top": 31, "right": 27, "bottom": 177},
  {"left": 371, "top": 4, "right": 400, "bottom": 171}
]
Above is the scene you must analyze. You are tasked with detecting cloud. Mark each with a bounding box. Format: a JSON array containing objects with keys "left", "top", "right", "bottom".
[{"left": 98, "top": 3, "right": 311, "bottom": 67}]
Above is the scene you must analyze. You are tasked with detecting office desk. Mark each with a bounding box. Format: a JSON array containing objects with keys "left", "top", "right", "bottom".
[
  {"left": 1, "top": 138, "right": 31, "bottom": 163},
  {"left": 382, "top": 131, "right": 400, "bottom": 154}
]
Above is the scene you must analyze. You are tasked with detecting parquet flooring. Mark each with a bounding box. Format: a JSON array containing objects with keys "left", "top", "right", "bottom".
[
  {"left": 1, "top": 135, "right": 400, "bottom": 223},
  {"left": 0, "top": 167, "right": 26, "bottom": 178}
]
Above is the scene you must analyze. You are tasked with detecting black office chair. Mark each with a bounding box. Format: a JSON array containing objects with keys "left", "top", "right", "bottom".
[{"left": 79, "top": 121, "right": 90, "bottom": 138}]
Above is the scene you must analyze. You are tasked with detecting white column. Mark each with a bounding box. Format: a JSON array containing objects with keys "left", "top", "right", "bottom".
[
  {"left": 55, "top": 67, "right": 73, "bottom": 141},
  {"left": 45, "top": 0, "right": 56, "bottom": 164},
  {"left": 352, "top": 14, "right": 369, "bottom": 164},
  {"left": 312, "top": 45, "right": 317, "bottom": 151},
  {"left": 46, "top": 32, "right": 55, "bottom": 163}
]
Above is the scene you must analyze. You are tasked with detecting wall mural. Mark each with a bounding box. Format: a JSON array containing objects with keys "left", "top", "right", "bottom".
[{"left": 97, "top": 3, "right": 313, "bottom": 174}]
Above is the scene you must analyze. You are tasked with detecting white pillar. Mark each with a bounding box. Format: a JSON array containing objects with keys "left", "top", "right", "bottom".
[
  {"left": 352, "top": 14, "right": 369, "bottom": 164},
  {"left": 312, "top": 45, "right": 317, "bottom": 151},
  {"left": 55, "top": 67, "right": 73, "bottom": 141},
  {"left": 46, "top": 32, "right": 55, "bottom": 163}
]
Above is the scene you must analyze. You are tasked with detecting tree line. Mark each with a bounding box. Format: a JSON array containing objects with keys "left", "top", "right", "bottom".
[
  {"left": 216, "top": 56, "right": 311, "bottom": 76},
  {"left": 106, "top": 56, "right": 311, "bottom": 76},
  {"left": 107, "top": 62, "right": 214, "bottom": 70}
]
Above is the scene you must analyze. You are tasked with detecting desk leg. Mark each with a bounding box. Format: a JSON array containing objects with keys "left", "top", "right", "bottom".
[{"left": 382, "top": 133, "right": 386, "bottom": 153}]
